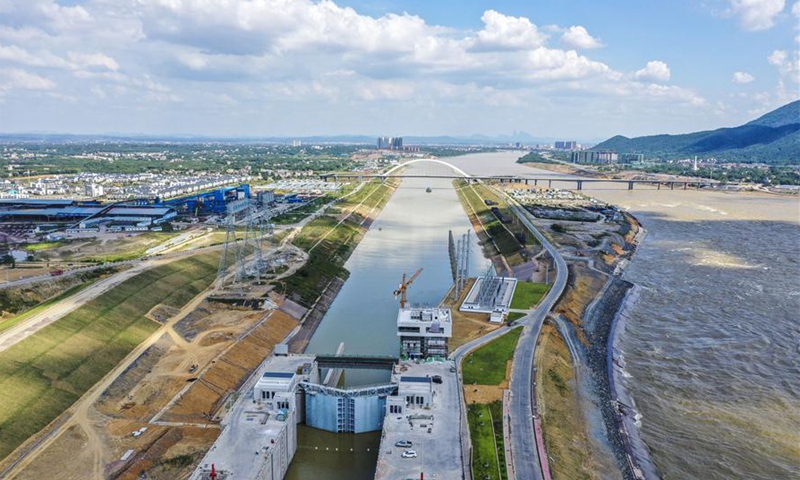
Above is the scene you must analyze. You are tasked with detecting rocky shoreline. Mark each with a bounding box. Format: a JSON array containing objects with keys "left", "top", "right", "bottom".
[{"left": 582, "top": 241, "right": 659, "bottom": 479}]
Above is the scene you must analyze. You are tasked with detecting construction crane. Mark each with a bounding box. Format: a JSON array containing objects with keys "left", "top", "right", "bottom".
[{"left": 393, "top": 268, "right": 423, "bottom": 309}]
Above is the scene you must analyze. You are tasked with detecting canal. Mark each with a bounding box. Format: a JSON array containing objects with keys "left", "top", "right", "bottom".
[{"left": 286, "top": 168, "right": 490, "bottom": 480}]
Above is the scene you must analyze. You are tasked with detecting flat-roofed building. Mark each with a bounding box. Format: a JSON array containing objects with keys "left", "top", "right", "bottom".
[{"left": 397, "top": 307, "right": 452, "bottom": 359}]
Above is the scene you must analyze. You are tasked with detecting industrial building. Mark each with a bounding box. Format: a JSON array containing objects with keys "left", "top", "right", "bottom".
[
  {"left": 163, "top": 184, "right": 251, "bottom": 216},
  {"left": 0, "top": 198, "right": 176, "bottom": 230},
  {"left": 460, "top": 275, "right": 518, "bottom": 323},
  {"left": 397, "top": 307, "right": 452, "bottom": 358}
]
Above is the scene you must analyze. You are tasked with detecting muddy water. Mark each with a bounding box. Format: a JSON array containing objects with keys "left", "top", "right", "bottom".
[
  {"left": 286, "top": 168, "right": 490, "bottom": 480},
  {"left": 447, "top": 151, "right": 800, "bottom": 479}
]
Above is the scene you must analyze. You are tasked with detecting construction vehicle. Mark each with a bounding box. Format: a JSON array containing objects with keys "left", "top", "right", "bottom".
[{"left": 393, "top": 268, "right": 423, "bottom": 309}]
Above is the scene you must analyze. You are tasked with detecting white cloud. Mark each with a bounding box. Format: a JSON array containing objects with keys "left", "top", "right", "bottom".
[
  {"left": 471, "top": 10, "right": 548, "bottom": 51},
  {"left": 0, "top": 1, "right": 715, "bottom": 135},
  {"left": 560, "top": 26, "right": 603, "bottom": 49},
  {"left": 0, "top": 67, "right": 55, "bottom": 92},
  {"left": 727, "top": 0, "right": 786, "bottom": 31},
  {"left": 768, "top": 49, "right": 788, "bottom": 66},
  {"left": 634, "top": 61, "right": 671, "bottom": 83},
  {"left": 67, "top": 52, "right": 119, "bottom": 71},
  {"left": 732, "top": 71, "right": 755, "bottom": 83}
]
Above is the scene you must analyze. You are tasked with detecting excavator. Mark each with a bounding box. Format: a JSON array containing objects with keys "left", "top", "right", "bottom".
[{"left": 393, "top": 268, "right": 423, "bottom": 309}]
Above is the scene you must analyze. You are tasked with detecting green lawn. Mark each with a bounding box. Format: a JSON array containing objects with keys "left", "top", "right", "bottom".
[
  {"left": 506, "top": 312, "right": 526, "bottom": 323},
  {"left": 0, "top": 252, "right": 219, "bottom": 460},
  {"left": 468, "top": 402, "right": 504, "bottom": 480},
  {"left": 462, "top": 328, "right": 522, "bottom": 385},
  {"left": 510, "top": 281, "right": 551, "bottom": 310}
]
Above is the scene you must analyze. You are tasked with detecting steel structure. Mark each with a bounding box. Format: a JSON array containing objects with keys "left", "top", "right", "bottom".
[
  {"left": 449, "top": 230, "right": 470, "bottom": 298},
  {"left": 216, "top": 199, "right": 273, "bottom": 289}
]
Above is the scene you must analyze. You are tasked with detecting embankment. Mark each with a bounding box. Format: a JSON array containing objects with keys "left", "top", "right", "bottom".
[{"left": 584, "top": 276, "right": 658, "bottom": 480}]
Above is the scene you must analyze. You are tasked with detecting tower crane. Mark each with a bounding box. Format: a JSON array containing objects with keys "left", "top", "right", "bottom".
[{"left": 393, "top": 268, "right": 423, "bottom": 309}]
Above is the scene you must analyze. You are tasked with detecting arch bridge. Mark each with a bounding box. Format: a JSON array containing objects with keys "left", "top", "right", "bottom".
[{"left": 319, "top": 158, "right": 720, "bottom": 191}]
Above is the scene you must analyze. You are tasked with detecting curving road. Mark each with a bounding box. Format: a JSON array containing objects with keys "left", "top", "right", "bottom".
[{"left": 503, "top": 193, "right": 569, "bottom": 480}]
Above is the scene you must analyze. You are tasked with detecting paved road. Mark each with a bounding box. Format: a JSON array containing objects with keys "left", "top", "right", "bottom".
[{"left": 504, "top": 195, "right": 569, "bottom": 480}]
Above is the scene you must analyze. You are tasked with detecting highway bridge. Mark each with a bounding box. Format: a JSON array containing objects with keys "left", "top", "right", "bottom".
[{"left": 321, "top": 172, "right": 715, "bottom": 190}]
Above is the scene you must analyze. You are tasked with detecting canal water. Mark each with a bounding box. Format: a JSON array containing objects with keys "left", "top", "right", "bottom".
[
  {"left": 286, "top": 168, "right": 490, "bottom": 480},
  {"left": 447, "top": 151, "right": 800, "bottom": 480}
]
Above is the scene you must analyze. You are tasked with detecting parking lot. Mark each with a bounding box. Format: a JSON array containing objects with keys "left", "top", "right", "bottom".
[{"left": 374, "top": 360, "right": 464, "bottom": 480}]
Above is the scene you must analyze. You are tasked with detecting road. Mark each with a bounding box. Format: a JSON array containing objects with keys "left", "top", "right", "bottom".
[{"left": 504, "top": 194, "right": 568, "bottom": 480}]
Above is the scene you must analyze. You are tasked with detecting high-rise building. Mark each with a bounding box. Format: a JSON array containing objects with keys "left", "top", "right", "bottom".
[
  {"left": 377, "top": 137, "right": 403, "bottom": 150},
  {"left": 555, "top": 141, "right": 578, "bottom": 150}
]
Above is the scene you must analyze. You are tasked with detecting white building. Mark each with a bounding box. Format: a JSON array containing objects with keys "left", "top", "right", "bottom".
[
  {"left": 460, "top": 276, "right": 518, "bottom": 323},
  {"left": 397, "top": 307, "right": 452, "bottom": 358},
  {"left": 84, "top": 183, "right": 104, "bottom": 198}
]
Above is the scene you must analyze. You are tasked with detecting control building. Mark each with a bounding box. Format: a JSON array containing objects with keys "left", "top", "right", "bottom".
[{"left": 397, "top": 307, "right": 452, "bottom": 358}]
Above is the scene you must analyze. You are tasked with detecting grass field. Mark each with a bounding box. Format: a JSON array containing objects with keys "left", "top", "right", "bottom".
[
  {"left": 510, "top": 281, "right": 551, "bottom": 310},
  {"left": 506, "top": 312, "right": 526, "bottom": 323},
  {"left": 0, "top": 252, "right": 219, "bottom": 460},
  {"left": 282, "top": 180, "right": 395, "bottom": 306},
  {"left": 455, "top": 181, "right": 525, "bottom": 264},
  {"left": 468, "top": 402, "right": 505, "bottom": 480},
  {"left": 537, "top": 323, "right": 597, "bottom": 479},
  {"left": 462, "top": 328, "right": 522, "bottom": 385}
]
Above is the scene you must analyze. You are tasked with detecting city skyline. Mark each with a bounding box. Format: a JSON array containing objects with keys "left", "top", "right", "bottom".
[{"left": 0, "top": 0, "right": 798, "bottom": 140}]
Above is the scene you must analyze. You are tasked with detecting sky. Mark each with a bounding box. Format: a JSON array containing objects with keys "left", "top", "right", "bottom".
[{"left": 0, "top": 0, "right": 798, "bottom": 141}]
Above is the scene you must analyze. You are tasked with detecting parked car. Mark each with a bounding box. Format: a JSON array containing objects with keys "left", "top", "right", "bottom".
[
  {"left": 432, "top": 375, "right": 443, "bottom": 384},
  {"left": 401, "top": 450, "right": 418, "bottom": 458},
  {"left": 395, "top": 440, "right": 413, "bottom": 448}
]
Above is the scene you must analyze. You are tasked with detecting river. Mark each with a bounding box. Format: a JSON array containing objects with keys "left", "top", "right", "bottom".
[
  {"left": 286, "top": 170, "right": 490, "bottom": 480},
  {"left": 445, "top": 151, "right": 800, "bottom": 480}
]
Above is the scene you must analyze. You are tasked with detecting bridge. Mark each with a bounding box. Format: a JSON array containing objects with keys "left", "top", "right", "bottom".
[
  {"left": 315, "top": 354, "right": 399, "bottom": 370},
  {"left": 320, "top": 158, "right": 720, "bottom": 191}
]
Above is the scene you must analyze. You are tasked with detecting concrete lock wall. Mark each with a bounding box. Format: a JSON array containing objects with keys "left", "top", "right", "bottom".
[{"left": 304, "top": 392, "right": 386, "bottom": 433}]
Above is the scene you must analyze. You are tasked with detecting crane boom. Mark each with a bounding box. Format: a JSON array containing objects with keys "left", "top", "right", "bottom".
[{"left": 393, "top": 267, "right": 423, "bottom": 309}]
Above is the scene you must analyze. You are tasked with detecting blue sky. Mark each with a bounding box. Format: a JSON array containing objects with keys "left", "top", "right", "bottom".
[{"left": 0, "top": 0, "right": 797, "bottom": 141}]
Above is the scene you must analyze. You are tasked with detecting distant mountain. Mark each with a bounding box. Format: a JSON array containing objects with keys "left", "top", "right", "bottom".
[
  {"left": 593, "top": 100, "right": 800, "bottom": 163},
  {"left": 0, "top": 132, "right": 550, "bottom": 146}
]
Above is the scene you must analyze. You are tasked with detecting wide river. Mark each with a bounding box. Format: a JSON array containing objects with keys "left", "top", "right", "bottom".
[
  {"left": 286, "top": 169, "right": 489, "bottom": 480},
  {"left": 446, "top": 151, "right": 800, "bottom": 480}
]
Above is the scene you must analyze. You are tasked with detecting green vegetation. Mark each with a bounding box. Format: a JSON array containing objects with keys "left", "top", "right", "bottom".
[
  {"left": 22, "top": 241, "right": 66, "bottom": 252},
  {"left": 0, "top": 282, "right": 94, "bottom": 335},
  {"left": 0, "top": 252, "right": 219, "bottom": 460},
  {"left": 281, "top": 181, "right": 395, "bottom": 306},
  {"left": 0, "top": 267, "right": 118, "bottom": 316},
  {"left": 455, "top": 180, "right": 526, "bottom": 264},
  {"left": 510, "top": 282, "right": 551, "bottom": 310},
  {"left": 593, "top": 100, "right": 799, "bottom": 164},
  {"left": 601, "top": 162, "right": 800, "bottom": 185},
  {"left": 0, "top": 143, "right": 364, "bottom": 179},
  {"left": 468, "top": 402, "right": 506, "bottom": 480},
  {"left": 506, "top": 312, "right": 525, "bottom": 323},
  {"left": 516, "top": 152, "right": 557, "bottom": 164},
  {"left": 463, "top": 328, "right": 522, "bottom": 386}
]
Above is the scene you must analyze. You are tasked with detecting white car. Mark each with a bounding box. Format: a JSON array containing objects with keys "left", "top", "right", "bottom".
[{"left": 401, "top": 450, "right": 418, "bottom": 458}]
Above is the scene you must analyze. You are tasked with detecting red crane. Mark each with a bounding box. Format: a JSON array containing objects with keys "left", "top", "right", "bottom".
[{"left": 393, "top": 268, "right": 423, "bottom": 309}]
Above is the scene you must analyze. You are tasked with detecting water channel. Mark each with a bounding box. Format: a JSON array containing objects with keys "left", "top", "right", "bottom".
[{"left": 286, "top": 168, "right": 490, "bottom": 480}]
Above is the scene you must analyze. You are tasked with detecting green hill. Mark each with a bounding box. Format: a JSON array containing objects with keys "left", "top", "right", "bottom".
[{"left": 593, "top": 100, "right": 800, "bottom": 163}]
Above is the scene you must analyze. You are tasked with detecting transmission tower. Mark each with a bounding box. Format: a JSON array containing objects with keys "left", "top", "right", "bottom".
[
  {"left": 217, "top": 199, "right": 274, "bottom": 290},
  {"left": 449, "top": 230, "right": 471, "bottom": 299}
]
